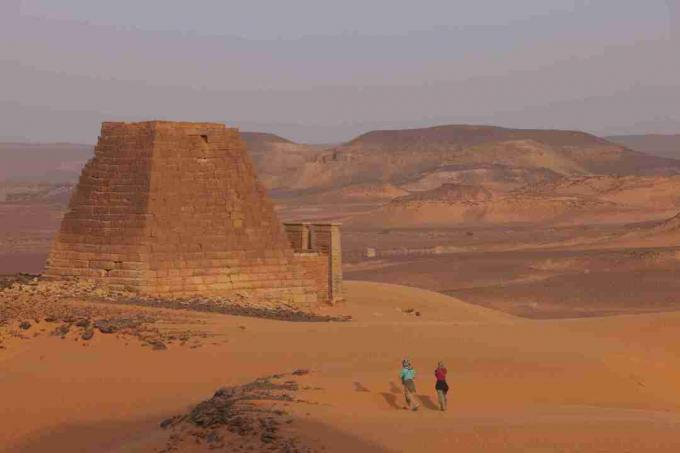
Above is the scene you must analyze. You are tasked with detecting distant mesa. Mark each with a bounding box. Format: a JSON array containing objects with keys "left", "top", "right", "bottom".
[
  {"left": 241, "top": 131, "right": 294, "bottom": 147},
  {"left": 346, "top": 124, "right": 612, "bottom": 148},
  {"left": 288, "top": 124, "right": 680, "bottom": 194},
  {"left": 44, "top": 121, "right": 342, "bottom": 306}
]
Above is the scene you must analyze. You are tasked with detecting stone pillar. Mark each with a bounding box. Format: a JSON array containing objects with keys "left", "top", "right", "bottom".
[
  {"left": 310, "top": 223, "right": 343, "bottom": 303},
  {"left": 284, "top": 222, "right": 311, "bottom": 251}
]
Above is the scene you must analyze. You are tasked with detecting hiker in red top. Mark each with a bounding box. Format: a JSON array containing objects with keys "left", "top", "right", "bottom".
[{"left": 434, "top": 361, "right": 449, "bottom": 411}]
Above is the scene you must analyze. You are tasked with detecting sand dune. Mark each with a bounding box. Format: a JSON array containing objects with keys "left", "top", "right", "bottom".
[
  {"left": 3, "top": 281, "right": 680, "bottom": 452},
  {"left": 337, "top": 281, "right": 516, "bottom": 324}
]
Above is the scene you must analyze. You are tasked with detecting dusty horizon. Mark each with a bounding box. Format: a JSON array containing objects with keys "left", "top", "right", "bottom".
[
  {"left": 1, "top": 0, "right": 680, "bottom": 143},
  {"left": 4, "top": 122, "right": 676, "bottom": 148}
]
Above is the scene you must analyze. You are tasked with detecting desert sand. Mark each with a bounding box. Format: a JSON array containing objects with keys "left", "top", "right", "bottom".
[
  {"left": 2, "top": 281, "right": 680, "bottom": 452},
  {"left": 3, "top": 124, "right": 680, "bottom": 451}
]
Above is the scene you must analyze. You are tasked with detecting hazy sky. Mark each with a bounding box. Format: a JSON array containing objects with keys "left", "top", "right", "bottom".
[{"left": 1, "top": 0, "right": 679, "bottom": 143}]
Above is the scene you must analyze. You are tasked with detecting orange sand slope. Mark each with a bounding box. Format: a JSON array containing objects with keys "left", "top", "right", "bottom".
[{"left": 2, "top": 281, "right": 680, "bottom": 452}]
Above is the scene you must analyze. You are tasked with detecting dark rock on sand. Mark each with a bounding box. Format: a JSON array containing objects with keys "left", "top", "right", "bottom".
[
  {"left": 81, "top": 328, "right": 94, "bottom": 341},
  {"left": 149, "top": 339, "right": 167, "bottom": 351},
  {"left": 52, "top": 324, "right": 70, "bottom": 337},
  {"left": 94, "top": 318, "right": 142, "bottom": 334},
  {"left": 160, "top": 415, "right": 182, "bottom": 429},
  {"left": 160, "top": 373, "right": 312, "bottom": 451},
  {"left": 75, "top": 319, "right": 91, "bottom": 328}
]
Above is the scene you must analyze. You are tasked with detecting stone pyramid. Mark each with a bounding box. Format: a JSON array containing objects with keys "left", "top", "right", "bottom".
[{"left": 45, "top": 121, "right": 318, "bottom": 305}]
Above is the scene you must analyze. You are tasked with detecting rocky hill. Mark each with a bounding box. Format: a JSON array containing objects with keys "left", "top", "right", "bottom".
[
  {"left": 288, "top": 125, "right": 680, "bottom": 193},
  {"left": 239, "top": 132, "right": 319, "bottom": 191},
  {"left": 6, "top": 126, "right": 677, "bottom": 197}
]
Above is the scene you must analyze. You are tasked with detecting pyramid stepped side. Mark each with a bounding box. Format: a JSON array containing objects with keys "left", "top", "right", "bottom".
[
  {"left": 44, "top": 122, "right": 155, "bottom": 290},
  {"left": 45, "top": 121, "right": 319, "bottom": 306},
  {"left": 143, "top": 123, "right": 317, "bottom": 303}
]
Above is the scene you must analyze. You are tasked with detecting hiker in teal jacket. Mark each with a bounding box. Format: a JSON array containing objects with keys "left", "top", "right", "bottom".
[{"left": 400, "top": 359, "right": 419, "bottom": 411}]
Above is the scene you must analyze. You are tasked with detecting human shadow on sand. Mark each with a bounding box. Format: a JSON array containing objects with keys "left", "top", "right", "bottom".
[
  {"left": 353, "top": 382, "right": 370, "bottom": 392},
  {"left": 380, "top": 392, "right": 402, "bottom": 410},
  {"left": 417, "top": 395, "right": 439, "bottom": 411},
  {"left": 388, "top": 381, "right": 401, "bottom": 394}
]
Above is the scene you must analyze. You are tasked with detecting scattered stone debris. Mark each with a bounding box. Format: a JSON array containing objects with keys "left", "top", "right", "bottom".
[
  {"left": 401, "top": 307, "right": 422, "bottom": 317},
  {"left": 1, "top": 274, "right": 350, "bottom": 356},
  {"left": 81, "top": 328, "right": 95, "bottom": 341},
  {"left": 75, "top": 318, "right": 91, "bottom": 328},
  {"left": 160, "top": 372, "right": 315, "bottom": 452},
  {"left": 94, "top": 318, "right": 145, "bottom": 334},
  {"left": 2, "top": 274, "right": 350, "bottom": 326},
  {"left": 147, "top": 339, "right": 167, "bottom": 351},
  {"left": 0, "top": 273, "right": 39, "bottom": 291},
  {"left": 110, "top": 295, "right": 352, "bottom": 323},
  {"left": 160, "top": 416, "right": 181, "bottom": 429},
  {"left": 52, "top": 324, "right": 70, "bottom": 338},
  {"left": 0, "top": 277, "right": 179, "bottom": 347},
  {"left": 292, "top": 369, "right": 310, "bottom": 376}
]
